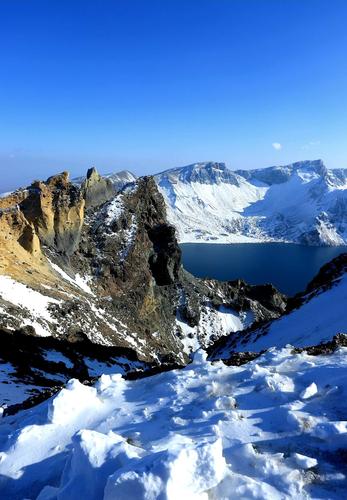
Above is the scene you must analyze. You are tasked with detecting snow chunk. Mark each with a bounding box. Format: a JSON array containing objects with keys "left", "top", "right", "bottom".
[
  {"left": 2, "top": 347, "right": 347, "bottom": 499},
  {"left": 48, "top": 379, "right": 102, "bottom": 425},
  {"left": 292, "top": 453, "right": 317, "bottom": 469},
  {"left": 300, "top": 382, "right": 318, "bottom": 399},
  {"left": 104, "top": 438, "right": 226, "bottom": 500},
  {"left": 53, "top": 430, "right": 142, "bottom": 499}
]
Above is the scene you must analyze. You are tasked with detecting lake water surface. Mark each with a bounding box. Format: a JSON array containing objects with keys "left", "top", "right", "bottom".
[{"left": 180, "top": 243, "right": 347, "bottom": 296}]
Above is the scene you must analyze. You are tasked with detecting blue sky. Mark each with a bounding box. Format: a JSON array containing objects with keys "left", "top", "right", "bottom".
[{"left": 1, "top": 0, "right": 347, "bottom": 190}]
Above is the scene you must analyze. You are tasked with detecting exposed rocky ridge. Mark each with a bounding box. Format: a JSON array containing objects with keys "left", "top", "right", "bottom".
[
  {"left": 304, "top": 252, "right": 347, "bottom": 294},
  {"left": 208, "top": 253, "right": 347, "bottom": 359},
  {"left": 0, "top": 168, "right": 287, "bottom": 369},
  {"left": 207, "top": 332, "right": 347, "bottom": 367}
]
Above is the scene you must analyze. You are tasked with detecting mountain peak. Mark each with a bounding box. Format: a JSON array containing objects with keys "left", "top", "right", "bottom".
[
  {"left": 156, "top": 161, "right": 238, "bottom": 185},
  {"left": 235, "top": 159, "right": 328, "bottom": 186},
  {"left": 86, "top": 166, "right": 101, "bottom": 181}
]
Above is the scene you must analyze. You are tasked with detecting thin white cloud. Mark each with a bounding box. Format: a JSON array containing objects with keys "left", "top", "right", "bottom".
[
  {"left": 301, "top": 140, "right": 321, "bottom": 151},
  {"left": 272, "top": 142, "right": 282, "bottom": 151}
]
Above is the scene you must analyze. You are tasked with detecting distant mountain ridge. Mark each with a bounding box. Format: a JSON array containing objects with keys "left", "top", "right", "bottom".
[{"left": 155, "top": 160, "right": 347, "bottom": 246}]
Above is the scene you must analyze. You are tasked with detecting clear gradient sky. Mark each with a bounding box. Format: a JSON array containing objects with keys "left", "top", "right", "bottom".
[{"left": 1, "top": 0, "right": 347, "bottom": 191}]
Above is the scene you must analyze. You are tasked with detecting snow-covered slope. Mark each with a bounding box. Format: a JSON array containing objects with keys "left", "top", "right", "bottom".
[
  {"left": 1, "top": 347, "right": 347, "bottom": 499},
  {"left": 209, "top": 253, "right": 347, "bottom": 357},
  {"left": 231, "top": 274, "right": 347, "bottom": 353},
  {"left": 155, "top": 160, "right": 347, "bottom": 245}
]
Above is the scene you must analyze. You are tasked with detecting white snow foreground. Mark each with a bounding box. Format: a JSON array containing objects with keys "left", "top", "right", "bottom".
[{"left": 1, "top": 349, "right": 347, "bottom": 499}]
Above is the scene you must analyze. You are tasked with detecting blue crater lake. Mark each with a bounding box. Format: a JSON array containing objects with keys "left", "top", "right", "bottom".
[{"left": 180, "top": 243, "right": 347, "bottom": 296}]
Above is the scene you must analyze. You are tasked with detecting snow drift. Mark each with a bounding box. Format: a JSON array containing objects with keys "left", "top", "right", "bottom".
[{"left": 1, "top": 348, "right": 347, "bottom": 499}]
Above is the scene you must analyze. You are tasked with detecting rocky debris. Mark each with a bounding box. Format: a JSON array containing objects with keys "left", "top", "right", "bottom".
[
  {"left": 211, "top": 332, "right": 347, "bottom": 373},
  {"left": 292, "top": 333, "right": 347, "bottom": 356},
  {"left": 208, "top": 334, "right": 347, "bottom": 367},
  {"left": 0, "top": 326, "right": 184, "bottom": 415},
  {"left": 81, "top": 167, "right": 115, "bottom": 208},
  {"left": 205, "top": 279, "right": 287, "bottom": 321},
  {"left": 211, "top": 350, "right": 262, "bottom": 366}
]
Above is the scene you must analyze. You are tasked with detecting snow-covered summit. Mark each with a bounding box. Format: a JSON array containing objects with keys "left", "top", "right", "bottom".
[
  {"left": 103, "top": 170, "right": 137, "bottom": 190},
  {"left": 156, "top": 161, "right": 240, "bottom": 185},
  {"left": 155, "top": 160, "right": 347, "bottom": 245},
  {"left": 235, "top": 159, "right": 327, "bottom": 186}
]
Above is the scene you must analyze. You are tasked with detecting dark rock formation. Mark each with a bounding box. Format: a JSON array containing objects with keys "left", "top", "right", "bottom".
[
  {"left": 82, "top": 167, "right": 115, "bottom": 208},
  {"left": 305, "top": 252, "right": 347, "bottom": 293},
  {"left": 148, "top": 224, "right": 181, "bottom": 285},
  {"left": 0, "top": 169, "right": 288, "bottom": 367},
  {"left": 292, "top": 333, "right": 347, "bottom": 356}
]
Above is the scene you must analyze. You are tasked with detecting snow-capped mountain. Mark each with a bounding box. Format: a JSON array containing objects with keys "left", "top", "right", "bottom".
[
  {"left": 155, "top": 160, "right": 347, "bottom": 246},
  {"left": 1, "top": 169, "right": 347, "bottom": 499}
]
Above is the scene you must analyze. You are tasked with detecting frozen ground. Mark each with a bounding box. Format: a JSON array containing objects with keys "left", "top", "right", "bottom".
[{"left": 0, "top": 347, "right": 347, "bottom": 499}]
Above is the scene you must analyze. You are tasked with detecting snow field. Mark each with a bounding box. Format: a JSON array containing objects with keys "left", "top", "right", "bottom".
[
  {"left": 1, "top": 347, "right": 347, "bottom": 498},
  {"left": 0, "top": 275, "right": 61, "bottom": 336}
]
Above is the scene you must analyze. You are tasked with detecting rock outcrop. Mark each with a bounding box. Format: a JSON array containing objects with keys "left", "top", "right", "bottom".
[
  {"left": 18, "top": 172, "right": 85, "bottom": 255},
  {"left": 81, "top": 167, "right": 115, "bottom": 208},
  {"left": 0, "top": 168, "right": 288, "bottom": 367}
]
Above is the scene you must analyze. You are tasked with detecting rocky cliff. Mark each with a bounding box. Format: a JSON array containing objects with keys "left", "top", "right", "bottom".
[{"left": 0, "top": 168, "right": 287, "bottom": 370}]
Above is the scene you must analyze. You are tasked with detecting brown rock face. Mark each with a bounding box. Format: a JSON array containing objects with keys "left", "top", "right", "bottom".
[
  {"left": 19, "top": 172, "right": 85, "bottom": 255},
  {"left": 0, "top": 169, "right": 288, "bottom": 366}
]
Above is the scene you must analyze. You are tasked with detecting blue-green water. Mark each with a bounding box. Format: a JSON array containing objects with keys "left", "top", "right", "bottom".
[{"left": 180, "top": 243, "right": 347, "bottom": 296}]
